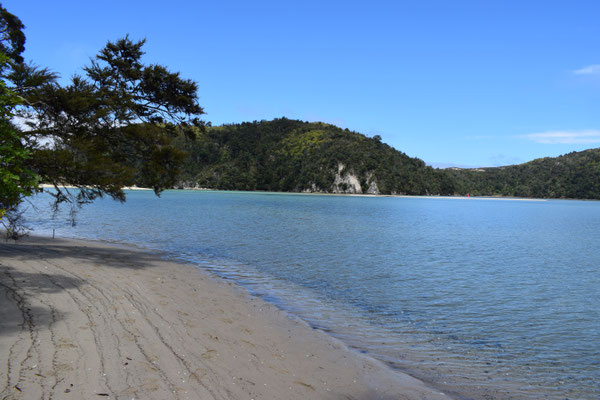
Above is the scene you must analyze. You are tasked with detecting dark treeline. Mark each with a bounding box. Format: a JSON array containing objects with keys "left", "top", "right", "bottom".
[
  {"left": 167, "top": 118, "right": 600, "bottom": 199},
  {"left": 447, "top": 149, "right": 600, "bottom": 199}
]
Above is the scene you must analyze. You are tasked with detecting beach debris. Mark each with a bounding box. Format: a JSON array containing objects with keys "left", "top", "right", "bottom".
[
  {"left": 96, "top": 393, "right": 109, "bottom": 396},
  {"left": 293, "top": 380, "right": 315, "bottom": 390},
  {"left": 14, "top": 385, "right": 22, "bottom": 392}
]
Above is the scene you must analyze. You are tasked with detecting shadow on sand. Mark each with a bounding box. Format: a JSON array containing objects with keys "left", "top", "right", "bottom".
[
  {"left": 0, "top": 236, "right": 164, "bottom": 338},
  {"left": 0, "top": 236, "right": 167, "bottom": 271}
]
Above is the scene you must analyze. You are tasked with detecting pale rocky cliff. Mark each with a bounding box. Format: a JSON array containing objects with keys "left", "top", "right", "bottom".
[{"left": 331, "top": 163, "right": 380, "bottom": 195}]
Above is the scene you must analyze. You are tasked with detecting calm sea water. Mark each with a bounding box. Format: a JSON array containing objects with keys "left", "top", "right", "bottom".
[{"left": 22, "top": 191, "right": 600, "bottom": 399}]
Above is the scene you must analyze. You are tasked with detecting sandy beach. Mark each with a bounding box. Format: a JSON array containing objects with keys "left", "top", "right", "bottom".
[{"left": 0, "top": 236, "right": 450, "bottom": 400}]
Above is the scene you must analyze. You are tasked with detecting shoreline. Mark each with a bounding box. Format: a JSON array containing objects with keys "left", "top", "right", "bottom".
[
  {"left": 0, "top": 235, "right": 451, "bottom": 400},
  {"left": 168, "top": 189, "right": 551, "bottom": 201},
  {"left": 42, "top": 183, "right": 590, "bottom": 201},
  {"left": 39, "top": 182, "right": 600, "bottom": 201}
]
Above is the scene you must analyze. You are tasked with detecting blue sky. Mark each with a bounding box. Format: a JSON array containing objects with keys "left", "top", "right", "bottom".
[{"left": 5, "top": 0, "right": 600, "bottom": 167}]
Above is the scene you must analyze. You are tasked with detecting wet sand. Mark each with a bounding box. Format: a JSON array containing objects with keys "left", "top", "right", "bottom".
[{"left": 0, "top": 236, "right": 451, "bottom": 400}]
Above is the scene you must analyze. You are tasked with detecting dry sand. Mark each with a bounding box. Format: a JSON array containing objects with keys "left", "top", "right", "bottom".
[{"left": 0, "top": 236, "right": 451, "bottom": 400}]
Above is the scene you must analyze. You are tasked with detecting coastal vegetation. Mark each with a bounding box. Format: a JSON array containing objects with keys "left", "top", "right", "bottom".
[
  {"left": 170, "top": 118, "right": 600, "bottom": 200},
  {"left": 173, "top": 118, "right": 451, "bottom": 195},
  {"left": 447, "top": 149, "right": 600, "bottom": 199},
  {"left": 0, "top": 4, "right": 204, "bottom": 235}
]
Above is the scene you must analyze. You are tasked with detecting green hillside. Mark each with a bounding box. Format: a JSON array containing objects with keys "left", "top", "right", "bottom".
[
  {"left": 447, "top": 149, "right": 600, "bottom": 199},
  {"left": 170, "top": 118, "right": 600, "bottom": 199},
  {"left": 173, "top": 118, "right": 451, "bottom": 195}
]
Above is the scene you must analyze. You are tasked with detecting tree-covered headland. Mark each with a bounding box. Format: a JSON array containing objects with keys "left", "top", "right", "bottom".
[
  {"left": 446, "top": 149, "right": 600, "bottom": 199},
  {"left": 169, "top": 118, "right": 600, "bottom": 200},
  {"left": 173, "top": 118, "right": 452, "bottom": 195}
]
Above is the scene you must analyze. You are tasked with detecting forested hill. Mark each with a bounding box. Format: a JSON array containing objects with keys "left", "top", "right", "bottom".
[
  {"left": 173, "top": 118, "right": 451, "bottom": 195},
  {"left": 447, "top": 148, "right": 600, "bottom": 199},
  {"left": 170, "top": 118, "right": 600, "bottom": 199}
]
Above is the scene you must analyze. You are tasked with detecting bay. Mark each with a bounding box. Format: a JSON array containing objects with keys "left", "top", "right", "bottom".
[{"left": 22, "top": 190, "right": 600, "bottom": 399}]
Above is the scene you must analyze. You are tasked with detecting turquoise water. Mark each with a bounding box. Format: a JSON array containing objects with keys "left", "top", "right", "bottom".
[{"left": 22, "top": 191, "right": 600, "bottom": 399}]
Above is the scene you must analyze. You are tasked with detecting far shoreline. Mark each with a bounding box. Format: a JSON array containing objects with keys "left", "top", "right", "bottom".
[
  {"left": 40, "top": 183, "right": 600, "bottom": 201},
  {"left": 154, "top": 187, "right": 554, "bottom": 201}
]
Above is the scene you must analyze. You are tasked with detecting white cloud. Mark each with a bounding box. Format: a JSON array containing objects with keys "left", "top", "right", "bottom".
[
  {"left": 11, "top": 115, "right": 32, "bottom": 131},
  {"left": 573, "top": 65, "right": 600, "bottom": 75},
  {"left": 522, "top": 130, "right": 600, "bottom": 144}
]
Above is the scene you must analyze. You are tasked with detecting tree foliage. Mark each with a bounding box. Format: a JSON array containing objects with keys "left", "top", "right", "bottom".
[
  {"left": 446, "top": 149, "right": 600, "bottom": 199},
  {"left": 0, "top": 4, "right": 24, "bottom": 63},
  {"left": 0, "top": 76, "right": 38, "bottom": 209},
  {"left": 0, "top": 5, "right": 38, "bottom": 236},
  {"left": 0, "top": 5, "right": 205, "bottom": 235},
  {"left": 18, "top": 35, "right": 205, "bottom": 206}
]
